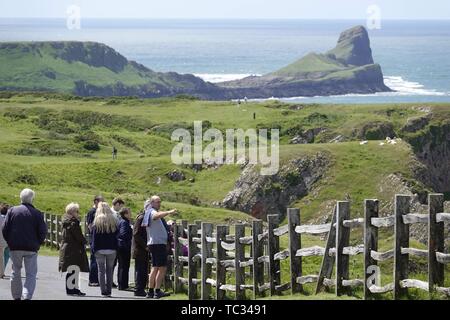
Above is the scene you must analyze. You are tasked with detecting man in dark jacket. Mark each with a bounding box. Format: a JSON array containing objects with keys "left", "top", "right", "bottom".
[
  {"left": 132, "top": 210, "right": 148, "bottom": 297},
  {"left": 1, "top": 188, "right": 47, "bottom": 300},
  {"left": 86, "top": 195, "right": 103, "bottom": 286},
  {"left": 116, "top": 207, "right": 132, "bottom": 290}
]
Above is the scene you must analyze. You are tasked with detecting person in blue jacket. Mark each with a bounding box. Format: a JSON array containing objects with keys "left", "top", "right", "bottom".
[{"left": 116, "top": 207, "right": 132, "bottom": 290}]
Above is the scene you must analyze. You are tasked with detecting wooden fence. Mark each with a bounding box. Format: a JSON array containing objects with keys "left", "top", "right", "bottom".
[{"left": 42, "top": 193, "right": 450, "bottom": 299}]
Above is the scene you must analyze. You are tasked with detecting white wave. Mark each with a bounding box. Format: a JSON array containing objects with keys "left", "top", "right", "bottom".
[
  {"left": 195, "top": 73, "right": 261, "bottom": 83},
  {"left": 383, "top": 76, "right": 448, "bottom": 96}
]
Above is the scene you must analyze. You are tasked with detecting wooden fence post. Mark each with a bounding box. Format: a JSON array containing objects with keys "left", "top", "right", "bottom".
[
  {"left": 315, "top": 206, "right": 338, "bottom": 294},
  {"left": 267, "top": 214, "right": 280, "bottom": 295},
  {"left": 56, "top": 215, "right": 61, "bottom": 249},
  {"left": 216, "top": 225, "right": 228, "bottom": 300},
  {"left": 364, "top": 199, "right": 379, "bottom": 300},
  {"left": 252, "top": 220, "right": 264, "bottom": 299},
  {"left": 173, "top": 223, "right": 183, "bottom": 293},
  {"left": 50, "top": 214, "right": 55, "bottom": 249},
  {"left": 428, "top": 193, "right": 445, "bottom": 294},
  {"left": 394, "top": 194, "right": 410, "bottom": 300},
  {"left": 288, "top": 208, "right": 302, "bottom": 294},
  {"left": 201, "top": 222, "right": 213, "bottom": 300},
  {"left": 188, "top": 224, "right": 199, "bottom": 300},
  {"left": 335, "top": 201, "right": 350, "bottom": 296},
  {"left": 235, "top": 224, "right": 246, "bottom": 300}
]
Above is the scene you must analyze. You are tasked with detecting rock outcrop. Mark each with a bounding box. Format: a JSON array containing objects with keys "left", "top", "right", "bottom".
[{"left": 222, "top": 152, "right": 329, "bottom": 220}]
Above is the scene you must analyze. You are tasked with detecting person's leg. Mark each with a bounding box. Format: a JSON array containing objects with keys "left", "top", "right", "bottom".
[
  {"left": 0, "top": 246, "right": 5, "bottom": 277},
  {"left": 4, "top": 247, "right": 10, "bottom": 269},
  {"left": 148, "top": 266, "right": 158, "bottom": 296},
  {"left": 134, "top": 258, "right": 147, "bottom": 294},
  {"left": 89, "top": 252, "right": 98, "bottom": 284},
  {"left": 117, "top": 249, "right": 124, "bottom": 289},
  {"left": 66, "top": 269, "right": 77, "bottom": 294},
  {"left": 155, "top": 267, "right": 167, "bottom": 290},
  {"left": 95, "top": 253, "right": 107, "bottom": 295},
  {"left": 9, "top": 251, "right": 23, "bottom": 300},
  {"left": 22, "top": 252, "right": 38, "bottom": 300},
  {"left": 105, "top": 252, "right": 116, "bottom": 295},
  {"left": 122, "top": 249, "right": 131, "bottom": 289}
]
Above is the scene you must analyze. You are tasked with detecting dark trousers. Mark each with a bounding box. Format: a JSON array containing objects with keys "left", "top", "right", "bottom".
[
  {"left": 66, "top": 269, "right": 79, "bottom": 294},
  {"left": 117, "top": 248, "right": 131, "bottom": 289},
  {"left": 89, "top": 251, "right": 98, "bottom": 284},
  {"left": 134, "top": 257, "right": 149, "bottom": 293}
]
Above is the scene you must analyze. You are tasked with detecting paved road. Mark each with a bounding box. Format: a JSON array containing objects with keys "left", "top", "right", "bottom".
[{"left": 0, "top": 255, "right": 147, "bottom": 300}]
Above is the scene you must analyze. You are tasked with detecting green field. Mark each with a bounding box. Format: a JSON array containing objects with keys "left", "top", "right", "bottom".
[{"left": 1, "top": 92, "right": 449, "bottom": 300}]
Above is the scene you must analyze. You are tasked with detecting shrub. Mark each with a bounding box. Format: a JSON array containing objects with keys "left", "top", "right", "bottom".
[{"left": 83, "top": 140, "right": 100, "bottom": 151}]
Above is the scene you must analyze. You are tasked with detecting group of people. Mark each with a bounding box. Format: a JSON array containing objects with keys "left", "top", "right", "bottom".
[{"left": 0, "top": 188, "right": 178, "bottom": 300}]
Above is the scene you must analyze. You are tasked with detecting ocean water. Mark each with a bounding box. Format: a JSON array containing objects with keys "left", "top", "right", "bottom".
[{"left": 1, "top": 18, "right": 450, "bottom": 104}]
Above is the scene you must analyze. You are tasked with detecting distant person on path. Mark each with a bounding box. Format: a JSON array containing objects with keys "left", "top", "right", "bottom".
[
  {"left": 112, "top": 146, "right": 118, "bottom": 160},
  {"left": 132, "top": 210, "right": 148, "bottom": 297},
  {"left": 86, "top": 195, "right": 104, "bottom": 287},
  {"left": 91, "top": 202, "right": 118, "bottom": 297},
  {"left": 1, "top": 189, "right": 47, "bottom": 300},
  {"left": 0, "top": 203, "right": 9, "bottom": 278},
  {"left": 142, "top": 195, "right": 177, "bottom": 299},
  {"left": 59, "top": 203, "right": 89, "bottom": 296},
  {"left": 116, "top": 207, "right": 132, "bottom": 290}
]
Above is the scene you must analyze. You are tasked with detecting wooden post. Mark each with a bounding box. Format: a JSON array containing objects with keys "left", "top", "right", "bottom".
[
  {"left": 428, "top": 193, "right": 445, "bottom": 294},
  {"left": 50, "top": 214, "right": 55, "bottom": 249},
  {"left": 315, "top": 205, "right": 338, "bottom": 294},
  {"left": 181, "top": 220, "right": 188, "bottom": 235},
  {"left": 201, "top": 222, "right": 213, "bottom": 300},
  {"left": 56, "top": 215, "right": 61, "bottom": 249},
  {"left": 216, "top": 225, "right": 228, "bottom": 300},
  {"left": 364, "top": 199, "right": 379, "bottom": 300},
  {"left": 235, "top": 224, "right": 246, "bottom": 300},
  {"left": 173, "top": 223, "right": 183, "bottom": 293},
  {"left": 188, "top": 224, "right": 199, "bottom": 300},
  {"left": 288, "top": 208, "right": 302, "bottom": 294},
  {"left": 335, "top": 201, "right": 350, "bottom": 296},
  {"left": 252, "top": 220, "right": 264, "bottom": 299},
  {"left": 267, "top": 214, "right": 280, "bottom": 295},
  {"left": 394, "top": 194, "right": 410, "bottom": 300}
]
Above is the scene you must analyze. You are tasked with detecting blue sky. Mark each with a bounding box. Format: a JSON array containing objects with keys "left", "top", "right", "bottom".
[{"left": 1, "top": 0, "right": 450, "bottom": 19}]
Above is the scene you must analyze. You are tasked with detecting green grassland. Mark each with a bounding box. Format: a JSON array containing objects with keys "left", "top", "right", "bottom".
[{"left": 1, "top": 92, "right": 449, "bottom": 300}]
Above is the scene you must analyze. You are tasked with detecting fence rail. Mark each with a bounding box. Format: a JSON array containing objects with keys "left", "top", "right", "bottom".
[{"left": 42, "top": 193, "right": 450, "bottom": 300}]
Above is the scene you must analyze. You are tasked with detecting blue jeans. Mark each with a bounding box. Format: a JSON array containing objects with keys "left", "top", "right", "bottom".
[
  {"left": 4, "top": 247, "right": 9, "bottom": 268},
  {"left": 10, "top": 251, "right": 38, "bottom": 300},
  {"left": 95, "top": 251, "right": 116, "bottom": 296}
]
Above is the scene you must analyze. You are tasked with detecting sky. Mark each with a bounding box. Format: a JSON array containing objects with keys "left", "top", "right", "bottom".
[{"left": 1, "top": 0, "right": 450, "bottom": 19}]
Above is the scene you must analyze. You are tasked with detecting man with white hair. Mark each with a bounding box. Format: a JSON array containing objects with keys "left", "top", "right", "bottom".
[{"left": 2, "top": 188, "right": 47, "bottom": 300}]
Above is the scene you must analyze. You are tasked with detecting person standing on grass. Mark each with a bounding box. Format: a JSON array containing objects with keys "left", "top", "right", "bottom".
[
  {"left": 116, "top": 207, "right": 132, "bottom": 291},
  {"left": 1, "top": 189, "right": 47, "bottom": 300},
  {"left": 141, "top": 195, "right": 177, "bottom": 299},
  {"left": 0, "top": 203, "right": 9, "bottom": 278},
  {"left": 59, "top": 203, "right": 89, "bottom": 296},
  {"left": 86, "top": 195, "right": 104, "bottom": 287},
  {"left": 132, "top": 209, "right": 148, "bottom": 297},
  {"left": 91, "top": 202, "right": 118, "bottom": 298}
]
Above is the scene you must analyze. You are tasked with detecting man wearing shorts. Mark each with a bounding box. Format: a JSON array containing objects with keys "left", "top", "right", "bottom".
[{"left": 141, "top": 195, "right": 177, "bottom": 299}]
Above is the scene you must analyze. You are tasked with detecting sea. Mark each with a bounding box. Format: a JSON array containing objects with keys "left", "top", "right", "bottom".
[{"left": 1, "top": 18, "right": 450, "bottom": 104}]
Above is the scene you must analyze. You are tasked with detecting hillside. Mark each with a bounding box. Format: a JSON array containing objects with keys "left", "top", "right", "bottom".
[
  {"left": 0, "top": 26, "right": 391, "bottom": 99},
  {"left": 0, "top": 92, "right": 448, "bottom": 225}
]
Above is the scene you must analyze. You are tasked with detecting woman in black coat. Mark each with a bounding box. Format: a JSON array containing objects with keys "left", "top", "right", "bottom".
[{"left": 59, "top": 202, "right": 89, "bottom": 296}]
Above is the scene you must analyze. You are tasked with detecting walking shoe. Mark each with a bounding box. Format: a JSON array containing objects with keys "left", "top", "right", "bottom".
[
  {"left": 134, "top": 291, "right": 147, "bottom": 297},
  {"left": 112, "top": 282, "right": 118, "bottom": 288},
  {"left": 88, "top": 282, "right": 99, "bottom": 287},
  {"left": 67, "top": 290, "right": 86, "bottom": 297},
  {"left": 146, "top": 289, "right": 154, "bottom": 298},
  {"left": 153, "top": 290, "right": 171, "bottom": 299}
]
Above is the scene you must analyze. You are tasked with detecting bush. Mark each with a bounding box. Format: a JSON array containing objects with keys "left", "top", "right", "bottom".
[
  {"left": 13, "top": 173, "right": 39, "bottom": 185},
  {"left": 83, "top": 140, "right": 100, "bottom": 151}
]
